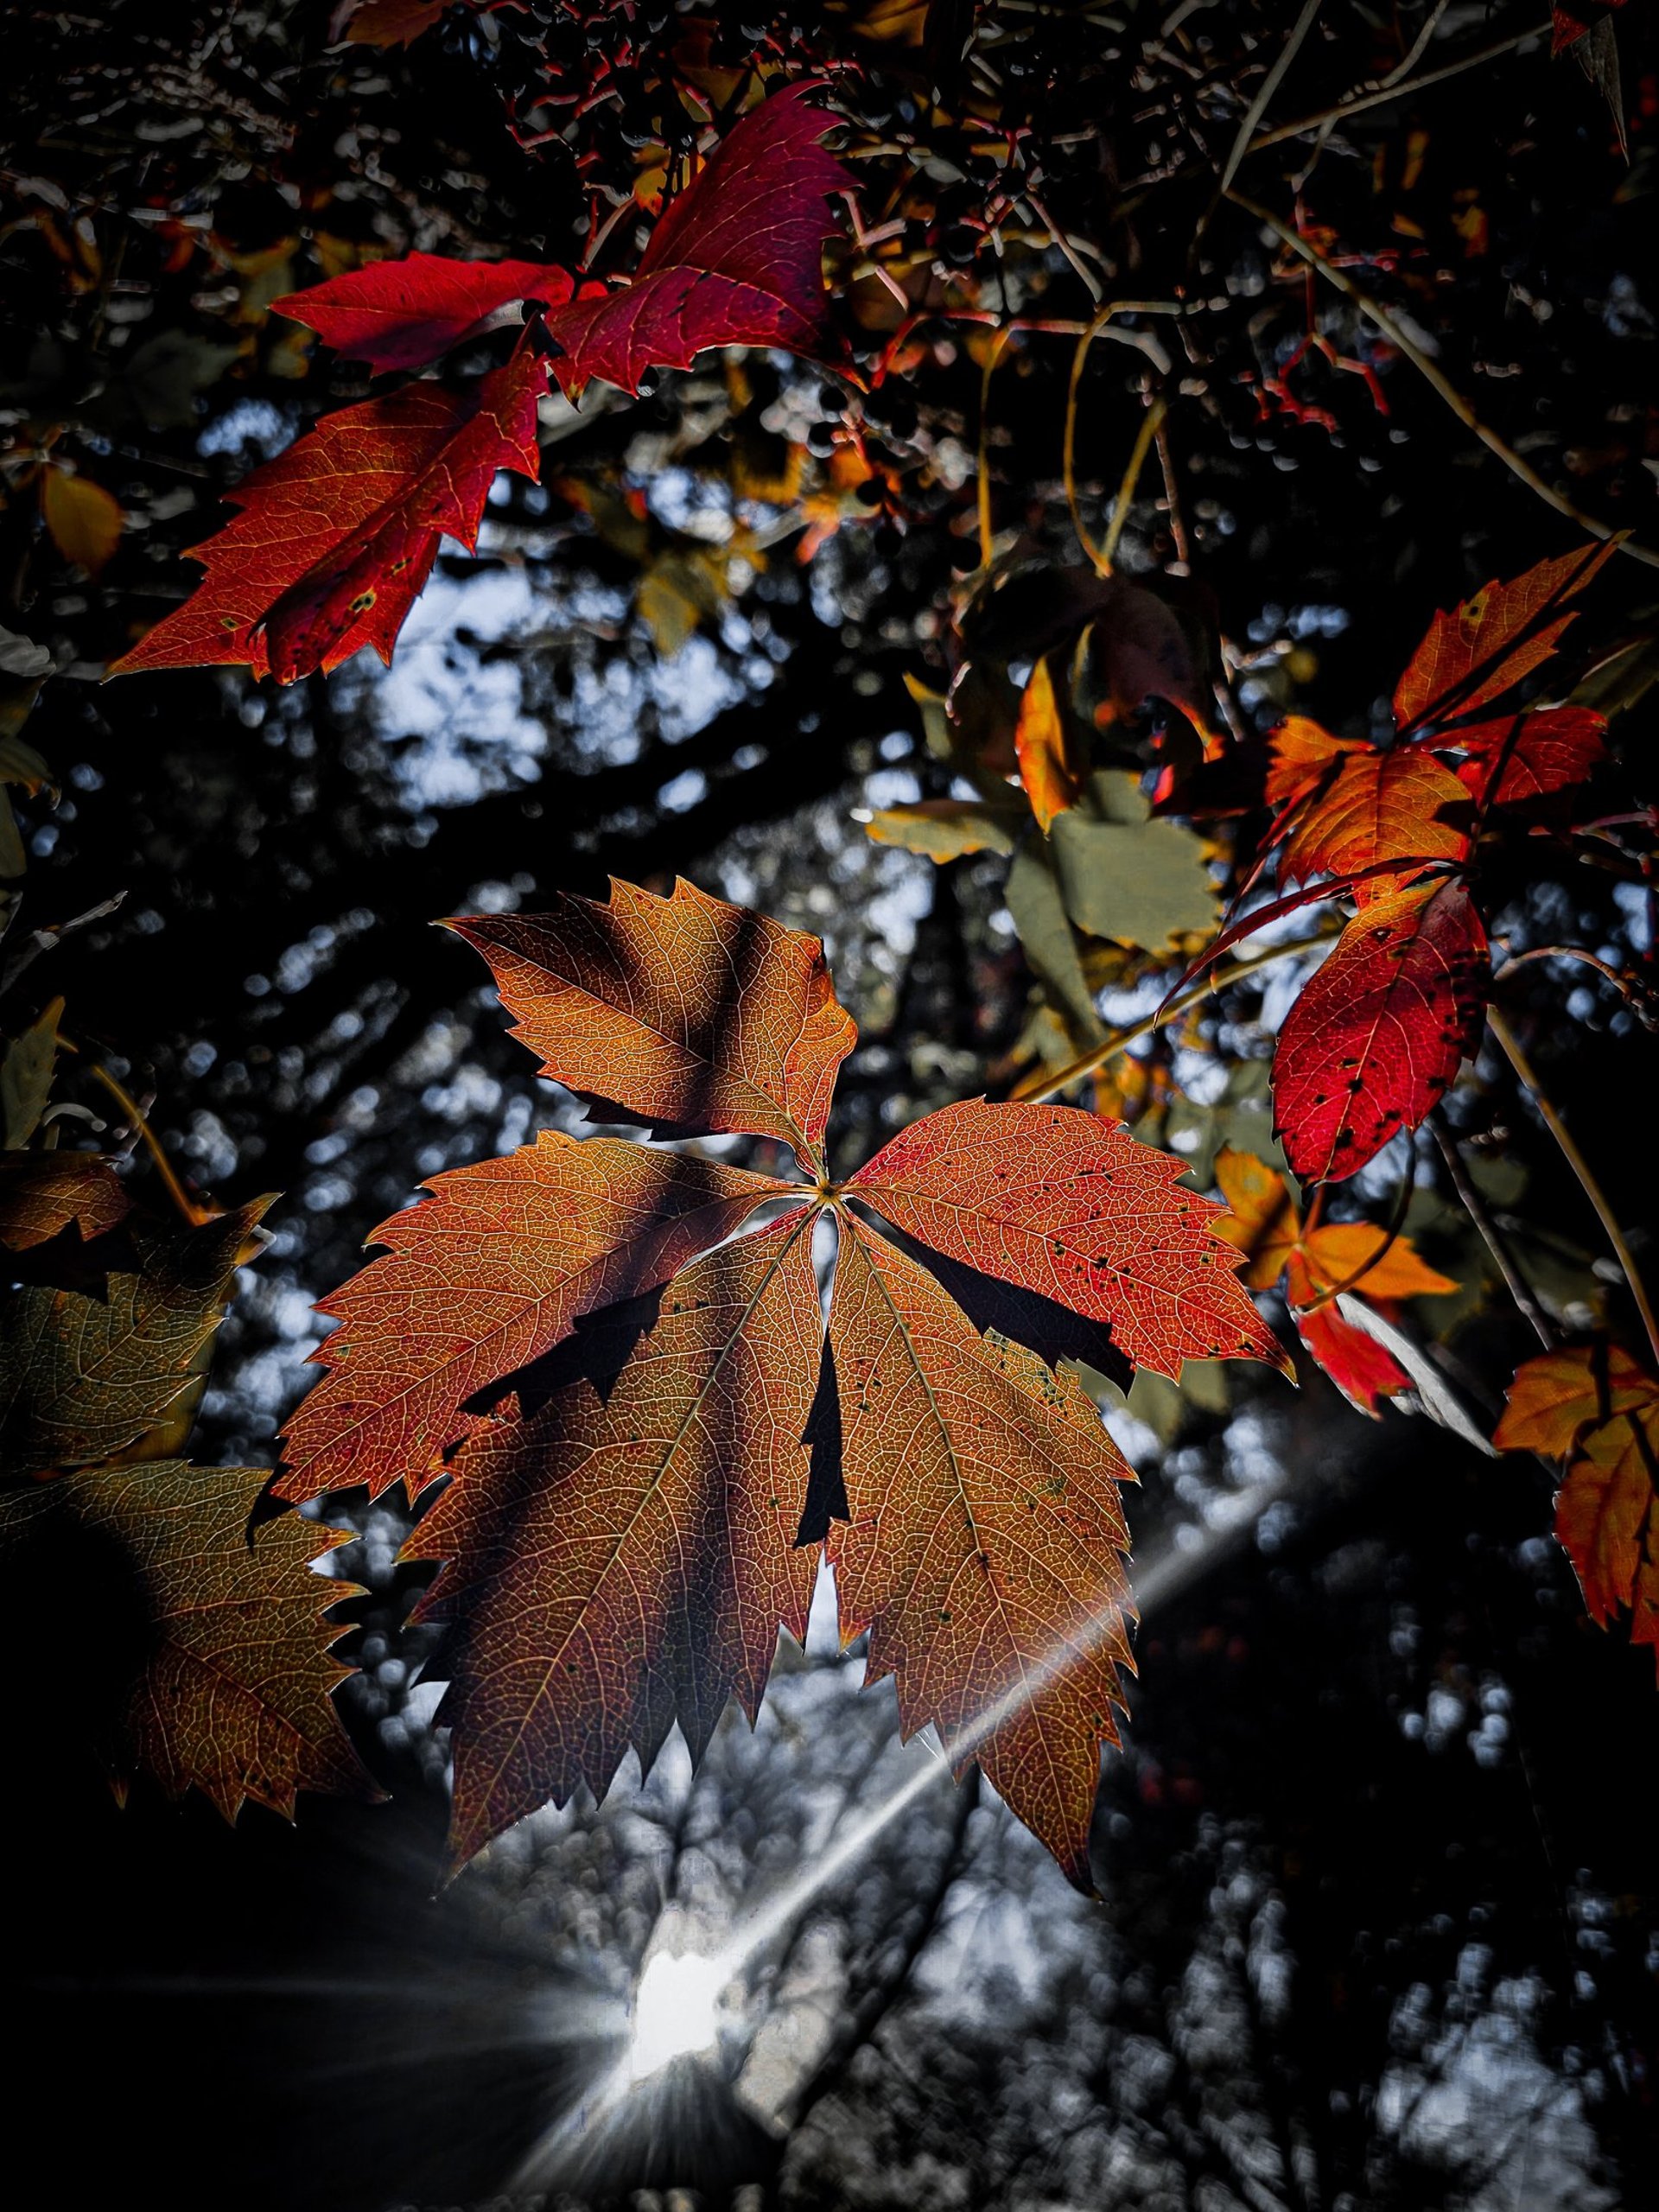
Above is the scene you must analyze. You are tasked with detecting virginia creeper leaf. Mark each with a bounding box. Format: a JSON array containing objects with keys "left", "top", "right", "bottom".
[
  {"left": 848, "top": 1098, "right": 1287, "bottom": 1381},
  {"left": 827, "top": 1216, "right": 1135, "bottom": 1889},
  {"left": 1497, "top": 1344, "right": 1659, "bottom": 1662},
  {"left": 0, "top": 1153, "right": 130, "bottom": 1251},
  {"left": 1272, "top": 879, "right": 1488, "bottom": 1183},
  {"left": 275, "top": 1135, "right": 788, "bottom": 1506},
  {"left": 407, "top": 1211, "right": 824, "bottom": 1874},
  {"left": 537, "top": 83, "right": 853, "bottom": 399},
  {"left": 1014, "top": 654, "right": 1081, "bottom": 833},
  {"left": 862, "top": 799, "right": 1017, "bottom": 861},
  {"left": 0, "top": 1459, "right": 375, "bottom": 1817},
  {"left": 1391, "top": 542, "right": 1617, "bottom": 734},
  {"left": 449, "top": 879, "right": 855, "bottom": 1173},
  {"left": 0, "top": 1200, "right": 269, "bottom": 1479},
  {"left": 110, "top": 341, "right": 546, "bottom": 683},
  {"left": 1449, "top": 705, "right": 1609, "bottom": 809},
  {"left": 1051, "top": 772, "right": 1219, "bottom": 950},
  {"left": 1271, "top": 730, "right": 1469, "bottom": 899},
  {"left": 273, "top": 253, "right": 595, "bottom": 375}
]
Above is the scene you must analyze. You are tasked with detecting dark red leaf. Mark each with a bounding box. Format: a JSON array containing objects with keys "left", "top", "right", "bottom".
[{"left": 273, "top": 254, "right": 597, "bottom": 375}]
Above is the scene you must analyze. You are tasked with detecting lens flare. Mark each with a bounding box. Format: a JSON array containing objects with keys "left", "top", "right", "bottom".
[{"left": 625, "top": 1948, "right": 727, "bottom": 2083}]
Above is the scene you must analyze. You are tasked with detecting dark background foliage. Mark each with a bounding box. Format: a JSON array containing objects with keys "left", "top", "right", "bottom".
[{"left": 3, "top": 3, "right": 1656, "bottom": 2206}]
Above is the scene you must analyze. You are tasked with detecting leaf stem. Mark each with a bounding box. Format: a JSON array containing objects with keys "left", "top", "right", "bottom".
[
  {"left": 1016, "top": 925, "right": 1343, "bottom": 1104},
  {"left": 1485, "top": 1003, "right": 1659, "bottom": 1367},
  {"left": 86, "top": 1062, "right": 213, "bottom": 1228},
  {"left": 1100, "top": 390, "right": 1167, "bottom": 572},
  {"left": 1428, "top": 1111, "right": 1555, "bottom": 1350}
]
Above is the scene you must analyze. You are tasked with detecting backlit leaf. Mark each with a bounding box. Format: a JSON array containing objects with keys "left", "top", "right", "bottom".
[
  {"left": 0, "top": 1153, "right": 130, "bottom": 1251},
  {"left": 1014, "top": 654, "right": 1081, "bottom": 832},
  {"left": 110, "top": 341, "right": 545, "bottom": 683},
  {"left": 273, "top": 253, "right": 593, "bottom": 375},
  {"left": 0, "top": 1460, "right": 375, "bottom": 1818},
  {"left": 275, "top": 1135, "right": 786, "bottom": 1506},
  {"left": 862, "top": 798, "right": 1016, "bottom": 861},
  {"left": 407, "top": 1212, "right": 824, "bottom": 1874},
  {"left": 41, "top": 468, "right": 124, "bottom": 576},
  {"left": 848, "top": 1098, "right": 1287, "bottom": 1381},
  {"left": 1391, "top": 542, "right": 1617, "bottom": 733},
  {"left": 1449, "top": 705, "right": 1608, "bottom": 808},
  {"left": 448, "top": 879, "right": 855, "bottom": 1173},
  {"left": 0, "top": 1200, "right": 269, "bottom": 1479},
  {"left": 537, "top": 84, "right": 853, "bottom": 399},
  {"left": 1051, "top": 771, "right": 1218, "bottom": 950},
  {"left": 828, "top": 1217, "right": 1135, "bottom": 1888},
  {"left": 1273, "top": 736, "right": 1469, "bottom": 899},
  {"left": 1273, "top": 878, "right": 1488, "bottom": 1183}
]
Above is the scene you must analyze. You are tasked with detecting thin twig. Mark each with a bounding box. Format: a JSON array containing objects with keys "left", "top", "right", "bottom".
[
  {"left": 1225, "top": 190, "right": 1659, "bottom": 570},
  {"left": 86, "top": 1062, "right": 212, "bottom": 1228},
  {"left": 1487, "top": 1003, "right": 1659, "bottom": 1367},
  {"left": 1015, "top": 925, "right": 1344, "bottom": 1104},
  {"left": 1247, "top": 21, "right": 1547, "bottom": 153},
  {"left": 1430, "top": 1112, "right": 1555, "bottom": 1349},
  {"left": 1100, "top": 391, "right": 1168, "bottom": 569},
  {"left": 976, "top": 325, "right": 1015, "bottom": 567},
  {"left": 1216, "top": 0, "right": 1323, "bottom": 200}
]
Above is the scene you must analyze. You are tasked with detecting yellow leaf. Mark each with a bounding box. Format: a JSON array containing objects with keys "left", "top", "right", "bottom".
[
  {"left": 41, "top": 470, "right": 123, "bottom": 576},
  {"left": 1212, "top": 1147, "right": 1300, "bottom": 1290},
  {"left": 1014, "top": 654, "right": 1081, "bottom": 833}
]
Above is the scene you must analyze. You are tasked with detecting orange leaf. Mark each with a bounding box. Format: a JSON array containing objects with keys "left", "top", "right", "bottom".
[
  {"left": 1273, "top": 877, "right": 1488, "bottom": 1183},
  {"left": 828, "top": 1217, "right": 1135, "bottom": 1888},
  {"left": 1391, "top": 542, "right": 1617, "bottom": 733},
  {"left": 0, "top": 1153, "right": 130, "bottom": 1252},
  {"left": 41, "top": 468, "right": 124, "bottom": 576},
  {"left": 1496, "top": 1344, "right": 1659, "bottom": 1658},
  {"left": 849, "top": 1099, "right": 1288, "bottom": 1381},
  {"left": 448, "top": 879, "right": 855, "bottom": 1174},
  {"left": 1014, "top": 653, "right": 1083, "bottom": 832},
  {"left": 1275, "top": 743, "right": 1470, "bottom": 899},
  {"left": 1212, "top": 1145, "right": 1300, "bottom": 1291},
  {"left": 1299, "top": 1221, "right": 1457, "bottom": 1301},
  {"left": 408, "top": 1212, "right": 824, "bottom": 1874},
  {"left": 1449, "top": 705, "right": 1608, "bottom": 810},
  {"left": 1264, "top": 715, "right": 1366, "bottom": 810},
  {"left": 111, "top": 341, "right": 545, "bottom": 683},
  {"left": 275, "top": 1135, "right": 788, "bottom": 1506}
]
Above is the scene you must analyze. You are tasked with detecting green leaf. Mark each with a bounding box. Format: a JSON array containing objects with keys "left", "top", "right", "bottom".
[
  {"left": 1006, "top": 842, "right": 1104, "bottom": 1046},
  {"left": 1, "top": 995, "right": 63, "bottom": 1148},
  {"left": 0, "top": 1198, "right": 270, "bottom": 1478},
  {"left": 0, "top": 1459, "right": 376, "bottom": 1820},
  {"left": 1051, "top": 771, "right": 1217, "bottom": 950},
  {"left": 863, "top": 798, "right": 1017, "bottom": 861}
]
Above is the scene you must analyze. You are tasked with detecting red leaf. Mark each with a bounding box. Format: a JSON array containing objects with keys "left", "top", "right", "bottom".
[
  {"left": 540, "top": 83, "right": 854, "bottom": 397},
  {"left": 1391, "top": 542, "right": 1617, "bottom": 734},
  {"left": 408, "top": 1212, "right": 824, "bottom": 1874},
  {"left": 1273, "top": 734, "right": 1470, "bottom": 899},
  {"left": 848, "top": 1097, "right": 1287, "bottom": 1381},
  {"left": 273, "top": 254, "right": 595, "bottom": 375},
  {"left": 827, "top": 1217, "right": 1135, "bottom": 1889},
  {"left": 1449, "top": 705, "right": 1609, "bottom": 809},
  {"left": 275, "top": 1135, "right": 788, "bottom": 1507},
  {"left": 1290, "top": 1286, "right": 1411, "bottom": 1414},
  {"left": 110, "top": 341, "right": 545, "bottom": 682},
  {"left": 1273, "top": 878, "right": 1489, "bottom": 1183},
  {"left": 448, "top": 879, "right": 856, "bottom": 1174}
]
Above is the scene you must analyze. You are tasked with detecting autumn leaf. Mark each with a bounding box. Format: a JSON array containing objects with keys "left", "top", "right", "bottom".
[
  {"left": 1496, "top": 1343, "right": 1659, "bottom": 1664},
  {"left": 1213, "top": 1146, "right": 1455, "bottom": 1412},
  {"left": 448, "top": 880, "right": 856, "bottom": 1173},
  {"left": 41, "top": 467, "right": 124, "bottom": 576},
  {"left": 846, "top": 1098, "right": 1287, "bottom": 1380},
  {"left": 535, "top": 83, "right": 854, "bottom": 400},
  {"left": 275, "top": 1134, "right": 789, "bottom": 1507},
  {"left": 0, "top": 1459, "right": 376, "bottom": 1817},
  {"left": 1268, "top": 721, "right": 1469, "bottom": 898},
  {"left": 407, "top": 1212, "right": 825, "bottom": 1875},
  {"left": 0, "top": 1199, "right": 269, "bottom": 1480},
  {"left": 0, "top": 1152, "right": 130, "bottom": 1252},
  {"left": 827, "top": 1217, "right": 1135, "bottom": 1885},
  {"left": 109, "top": 341, "right": 546, "bottom": 682},
  {"left": 1391, "top": 542, "right": 1617, "bottom": 734},
  {"left": 335, "top": 0, "right": 443, "bottom": 45},
  {"left": 277, "top": 877, "right": 1296, "bottom": 1882},
  {"left": 1447, "top": 705, "right": 1608, "bottom": 810},
  {"left": 1014, "top": 654, "right": 1082, "bottom": 833},
  {"left": 861, "top": 798, "right": 1017, "bottom": 861},
  {"left": 1272, "top": 878, "right": 1488, "bottom": 1184},
  {"left": 272, "top": 254, "right": 596, "bottom": 376}
]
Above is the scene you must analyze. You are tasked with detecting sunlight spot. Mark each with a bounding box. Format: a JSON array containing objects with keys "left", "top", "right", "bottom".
[{"left": 626, "top": 1948, "right": 726, "bottom": 2083}]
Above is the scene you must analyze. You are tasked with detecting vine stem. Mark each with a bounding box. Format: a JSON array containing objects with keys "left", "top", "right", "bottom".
[
  {"left": 86, "top": 1062, "right": 213, "bottom": 1228},
  {"left": 1016, "top": 924, "right": 1341, "bottom": 1104},
  {"left": 1429, "top": 1113, "right": 1555, "bottom": 1351},
  {"left": 1486, "top": 1004, "right": 1659, "bottom": 1369},
  {"left": 1224, "top": 189, "right": 1659, "bottom": 571}
]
